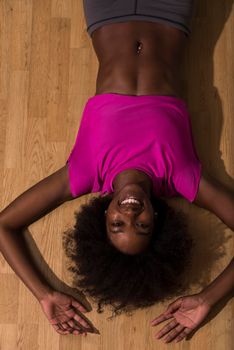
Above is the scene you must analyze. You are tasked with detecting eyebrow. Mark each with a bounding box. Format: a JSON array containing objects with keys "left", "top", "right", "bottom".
[{"left": 109, "top": 230, "right": 151, "bottom": 236}]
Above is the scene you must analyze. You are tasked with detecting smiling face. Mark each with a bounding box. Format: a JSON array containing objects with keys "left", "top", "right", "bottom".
[{"left": 104, "top": 169, "right": 158, "bottom": 255}]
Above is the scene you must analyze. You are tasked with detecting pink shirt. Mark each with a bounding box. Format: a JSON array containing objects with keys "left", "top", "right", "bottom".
[{"left": 66, "top": 93, "right": 202, "bottom": 202}]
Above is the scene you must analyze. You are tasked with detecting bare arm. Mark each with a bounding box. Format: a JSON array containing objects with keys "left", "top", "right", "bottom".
[
  {"left": 193, "top": 170, "right": 234, "bottom": 306},
  {"left": 145, "top": 171, "right": 234, "bottom": 345},
  {"left": 199, "top": 257, "right": 234, "bottom": 307},
  {"left": 193, "top": 170, "right": 234, "bottom": 230},
  {"left": 0, "top": 164, "right": 76, "bottom": 301}
]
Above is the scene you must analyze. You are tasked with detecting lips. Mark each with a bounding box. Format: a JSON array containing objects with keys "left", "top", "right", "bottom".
[
  {"left": 120, "top": 204, "right": 143, "bottom": 211},
  {"left": 119, "top": 195, "right": 143, "bottom": 203},
  {"left": 118, "top": 196, "right": 144, "bottom": 209}
]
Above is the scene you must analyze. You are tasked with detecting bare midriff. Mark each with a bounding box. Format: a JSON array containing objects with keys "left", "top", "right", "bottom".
[{"left": 90, "top": 21, "right": 188, "bottom": 98}]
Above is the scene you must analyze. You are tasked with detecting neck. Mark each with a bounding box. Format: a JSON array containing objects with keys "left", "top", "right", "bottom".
[{"left": 112, "top": 169, "right": 153, "bottom": 197}]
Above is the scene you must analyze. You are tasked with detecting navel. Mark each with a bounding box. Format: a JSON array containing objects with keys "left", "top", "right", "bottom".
[{"left": 136, "top": 41, "right": 143, "bottom": 54}]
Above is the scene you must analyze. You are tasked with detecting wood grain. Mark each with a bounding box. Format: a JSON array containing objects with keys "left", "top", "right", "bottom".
[{"left": 0, "top": 0, "right": 233, "bottom": 349}]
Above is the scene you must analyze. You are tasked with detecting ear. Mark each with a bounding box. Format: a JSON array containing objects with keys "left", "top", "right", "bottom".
[{"left": 101, "top": 192, "right": 114, "bottom": 199}]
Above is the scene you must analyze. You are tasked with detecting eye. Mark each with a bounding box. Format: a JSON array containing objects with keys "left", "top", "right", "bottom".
[
  {"left": 112, "top": 222, "right": 149, "bottom": 228},
  {"left": 139, "top": 224, "right": 149, "bottom": 229}
]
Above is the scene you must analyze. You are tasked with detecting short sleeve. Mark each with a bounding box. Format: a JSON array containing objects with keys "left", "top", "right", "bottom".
[
  {"left": 172, "top": 162, "right": 202, "bottom": 202},
  {"left": 66, "top": 149, "right": 93, "bottom": 198},
  {"left": 66, "top": 105, "right": 94, "bottom": 198}
]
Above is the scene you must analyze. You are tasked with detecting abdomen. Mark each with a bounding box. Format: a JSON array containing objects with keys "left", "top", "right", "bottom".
[{"left": 91, "top": 21, "right": 187, "bottom": 96}]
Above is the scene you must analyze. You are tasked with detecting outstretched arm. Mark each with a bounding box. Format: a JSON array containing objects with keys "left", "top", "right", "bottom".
[
  {"left": 193, "top": 174, "right": 234, "bottom": 306},
  {"left": 151, "top": 257, "right": 234, "bottom": 344},
  {"left": 193, "top": 169, "right": 234, "bottom": 230},
  {"left": 199, "top": 256, "right": 234, "bottom": 307},
  {"left": 0, "top": 165, "right": 96, "bottom": 335},
  {"left": 0, "top": 165, "right": 73, "bottom": 301},
  {"left": 151, "top": 170, "right": 234, "bottom": 344},
  {"left": 193, "top": 170, "right": 234, "bottom": 304}
]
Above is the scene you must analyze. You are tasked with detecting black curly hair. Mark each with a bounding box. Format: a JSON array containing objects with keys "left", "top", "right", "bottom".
[{"left": 62, "top": 194, "right": 194, "bottom": 320}]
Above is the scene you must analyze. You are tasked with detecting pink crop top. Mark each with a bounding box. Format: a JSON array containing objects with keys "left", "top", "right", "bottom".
[{"left": 66, "top": 93, "right": 202, "bottom": 202}]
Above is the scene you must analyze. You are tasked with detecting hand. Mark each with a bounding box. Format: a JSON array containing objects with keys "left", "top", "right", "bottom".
[
  {"left": 39, "top": 290, "right": 95, "bottom": 335},
  {"left": 151, "top": 293, "right": 211, "bottom": 343}
]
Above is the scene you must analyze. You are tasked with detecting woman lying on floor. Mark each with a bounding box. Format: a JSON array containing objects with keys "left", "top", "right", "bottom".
[{"left": 0, "top": 0, "right": 233, "bottom": 344}]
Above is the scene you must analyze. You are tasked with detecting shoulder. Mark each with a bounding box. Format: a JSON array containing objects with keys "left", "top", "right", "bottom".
[
  {"left": 192, "top": 168, "right": 223, "bottom": 207},
  {"left": 63, "top": 163, "right": 79, "bottom": 200},
  {"left": 192, "top": 169, "right": 234, "bottom": 230},
  {"left": 0, "top": 164, "right": 77, "bottom": 231}
]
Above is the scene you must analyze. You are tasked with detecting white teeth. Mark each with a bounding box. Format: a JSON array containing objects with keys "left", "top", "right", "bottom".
[{"left": 120, "top": 198, "right": 141, "bottom": 205}]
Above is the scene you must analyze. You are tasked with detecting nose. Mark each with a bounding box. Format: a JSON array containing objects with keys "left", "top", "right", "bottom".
[{"left": 119, "top": 205, "right": 143, "bottom": 216}]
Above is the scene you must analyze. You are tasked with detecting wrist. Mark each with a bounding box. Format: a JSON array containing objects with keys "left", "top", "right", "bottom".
[
  {"left": 36, "top": 285, "right": 54, "bottom": 303},
  {"left": 197, "top": 285, "right": 222, "bottom": 308}
]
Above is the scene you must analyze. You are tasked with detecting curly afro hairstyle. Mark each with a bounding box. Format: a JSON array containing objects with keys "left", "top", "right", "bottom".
[{"left": 62, "top": 194, "right": 194, "bottom": 320}]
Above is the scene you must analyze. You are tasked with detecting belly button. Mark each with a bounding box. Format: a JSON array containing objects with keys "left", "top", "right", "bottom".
[{"left": 136, "top": 41, "right": 143, "bottom": 54}]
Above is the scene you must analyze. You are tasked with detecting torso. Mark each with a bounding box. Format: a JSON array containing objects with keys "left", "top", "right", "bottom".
[
  {"left": 81, "top": 21, "right": 193, "bottom": 202},
  {"left": 91, "top": 21, "right": 188, "bottom": 97}
]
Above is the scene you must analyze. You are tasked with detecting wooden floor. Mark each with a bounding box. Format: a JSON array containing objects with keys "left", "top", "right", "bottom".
[{"left": 0, "top": 0, "right": 233, "bottom": 349}]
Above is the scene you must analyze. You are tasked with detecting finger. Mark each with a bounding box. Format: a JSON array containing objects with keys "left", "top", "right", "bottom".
[
  {"left": 60, "top": 321, "right": 71, "bottom": 330},
  {"left": 67, "top": 319, "right": 86, "bottom": 334},
  {"left": 49, "top": 306, "right": 92, "bottom": 333},
  {"left": 49, "top": 310, "right": 72, "bottom": 325},
  {"left": 151, "top": 312, "right": 174, "bottom": 326},
  {"left": 175, "top": 328, "right": 193, "bottom": 342},
  {"left": 61, "top": 321, "right": 87, "bottom": 337},
  {"left": 71, "top": 298, "right": 89, "bottom": 313},
  {"left": 64, "top": 306, "right": 92, "bottom": 331},
  {"left": 155, "top": 319, "right": 178, "bottom": 339},
  {"left": 164, "top": 297, "right": 183, "bottom": 315},
  {"left": 58, "top": 322, "right": 68, "bottom": 330},
  {"left": 163, "top": 324, "right": 185, "bottom": 343},
  {"left": 73, "top": 313, "right": 93, "bottom": 331},
  {"left": 56, "top": 328, "right": 70, "bottom": 335},
  {"left": 60, "top": 321, "right": 85, "bottom": 335},
  {"left": 61, "top": 325, "right": 82, "bottom": 335},
  {"left": 52, "top": 324, "right": 70, "bottom": 335},
  {"left": 73, "top": 329, "right": 87, "bottom": 336},
  {"left": 60, "top": 322, "right": 73, "bottom": 332}
]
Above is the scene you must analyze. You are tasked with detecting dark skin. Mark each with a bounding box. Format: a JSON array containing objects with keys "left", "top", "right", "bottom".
[
  {"left": 104, "top": 169, "right": 158, "bottom": 255},
  {"left": 91, "top": 20, "right": 188, "bottom": 253},
  {"left": 0, "top": 17, "right": 233, "bottom": 341}
]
